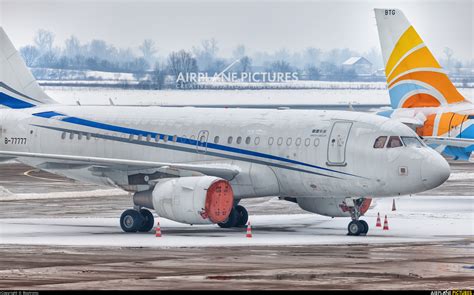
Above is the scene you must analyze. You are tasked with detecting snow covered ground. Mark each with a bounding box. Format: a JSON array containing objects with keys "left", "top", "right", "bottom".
[{"left": 0, "top": 196, "right": 472, "bottom": 248}]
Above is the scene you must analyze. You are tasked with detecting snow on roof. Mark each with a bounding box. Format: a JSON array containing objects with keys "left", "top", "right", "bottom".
[{"left": 342, "top": 57, "right": 372, "bottom": 66}]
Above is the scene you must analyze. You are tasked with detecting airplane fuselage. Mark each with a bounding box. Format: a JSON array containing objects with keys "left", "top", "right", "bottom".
[{"left": 0, "top": 105, "right": 448, "bottom": 200}]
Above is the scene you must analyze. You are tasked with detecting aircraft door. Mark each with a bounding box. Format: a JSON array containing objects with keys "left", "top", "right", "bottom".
[
  {"left": 196, "top": 130, "right": 209, "bottom": 153},
  {"left": 327, "top": 121, "right": 352, "bottom": 166}
]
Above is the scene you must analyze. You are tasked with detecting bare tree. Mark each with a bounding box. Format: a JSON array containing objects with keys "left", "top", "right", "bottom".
[
  {"left": 168, "top": 50, "right": 198, "bottom": 75},
  {"left": 34, "top": 29, "right": 55, "bottom": 53},
  {"left": 193, "top": 38, "right": 218, "bottom": 73},
  {"left": 232, "top": 44, "right": 246, "bottom": 59},
  {"left": 168, "top": 50, "right": 198, "bottom": 88},
  {"left": 444, "top": 47, "right": 454, "bottom": 71},
  {"left": 139, "top": 39, "right": 157, "bottom": 64},
  {"left": 20, "top": 46, "right": 40, "bottom": 67},
  {"left": 64, "top": 35, "right": 82, "bottom": 57},
  {"left": 238, "top": 56, "right": 252, "bottom": 72}
]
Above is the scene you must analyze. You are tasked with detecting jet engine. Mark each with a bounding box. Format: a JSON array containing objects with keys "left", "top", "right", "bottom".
[
  {"left": 133, "top": 176, "right": 234, "bottom": 224},
  {"left": 296, "top": 197, "right": 371, "bottom": 217}
]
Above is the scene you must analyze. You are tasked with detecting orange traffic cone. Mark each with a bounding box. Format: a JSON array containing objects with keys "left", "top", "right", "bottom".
[
  {"left": 383, "top": 215, "right": 389, "bottom": 230},
  {"left": 376, "top": 212, "right": 381, "bottom": 227},
  {"left": 246, "top": 221, "right": 252, "bottom": 238},
  {"left": 392, "top": 199, "right": 397, "bottom": 211},
  {"left": 155, "top": 220, "right": 162, "bottom": 237}
]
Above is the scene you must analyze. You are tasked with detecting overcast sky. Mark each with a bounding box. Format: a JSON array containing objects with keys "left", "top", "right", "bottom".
[{"left": 1, "top": 0, "right": 473, "bottom": 60}]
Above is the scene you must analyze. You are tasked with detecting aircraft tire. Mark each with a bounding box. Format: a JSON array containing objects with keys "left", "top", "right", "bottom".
[
  {"left": 120, "top": 209, "right": 144, "bottom": 233},
  {"left": 359, "top": 220, "right": 369, "bottom": 235},
  {"left": 138, "top": 209, "right": 155, "bottom": 232},
  {"left": 347, "top": 220, "right": 363, "bottom": 236},
  {"left": 235, "top": 205, "right": 249, "bottom": 227},
  {"left": 218, "top": 207, "right": 239, "bottom": 228}
]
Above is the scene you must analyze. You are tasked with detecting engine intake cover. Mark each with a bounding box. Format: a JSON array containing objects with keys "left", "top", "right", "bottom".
[{"left": 152, "top": 176, "right": 234, "bottom": 224}]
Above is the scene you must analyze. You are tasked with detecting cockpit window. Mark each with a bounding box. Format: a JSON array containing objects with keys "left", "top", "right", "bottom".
[
  {"left": 401, "top": 136, "right": 423, "bottom": 148},
  {"left": 387, "top": 136, "right": 403, "bottom": 148},
  {"left": 373, "top": 136, "right": 387, "bottom": 148}
]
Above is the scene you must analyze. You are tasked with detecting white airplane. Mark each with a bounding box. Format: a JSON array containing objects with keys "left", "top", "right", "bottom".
[{"left": 0, "top": 27, "right": 450, "bottom": 236}]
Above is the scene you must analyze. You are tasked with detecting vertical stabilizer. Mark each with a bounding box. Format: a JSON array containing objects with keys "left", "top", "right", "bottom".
[
  {"left": 0, "top": 27, "right": 56, "bottom": 108},
  {"left": 374, "top": 9, "right": 467, "bottom": 109}
]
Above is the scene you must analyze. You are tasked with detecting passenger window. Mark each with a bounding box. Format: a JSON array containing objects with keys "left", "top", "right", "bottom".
[
  {"left": 87, "top": 133, "right": 91, "bottom": 140},
  {"left": 61, "top": 132, "right": 66, "bottom": 140},
  {"left": 286, "top": 138, "right": 292, "bottom": 146},
  {"left": 268, "top": 137, "right": 274, "bottom": 145},
  {"left": 254, "top": 137, "right": 260, "bottom": 145},
  {"left": 214, "top": 136, "right": 219, "bottom": 144},
  {"left": 373, "top": 136, "right": 387, "bottom": 148},
  {"left": 172, "top": 135, "right": 177, "bottom": 142},
  {"left": 236, "top": 136, "right": 242, "bottom": 144},
  {"left": 69, "top": 133, "right": 74, "bottom": 140},
  {"left": 228, "top": 136, "right": 233, "bottom": 144},
  {"left": 295, "top": 138, "right": 301, "bottom": 146},
  {"left": 245, "top": 136, "right": 251, "bottom": 144},
  {"left": 78, "top": 133, "right": 83, "bottom": 140},
  {"left": 277, "top": 137, "right": 283, "bottom": 145},
  {"left": 387, "top": 136, "right": 403, "bottom": 148},
  {"left": 146, "top": 134, "right": 151, "bottom": 142},
  {"left": 305, "top": 138, "right": 310, "bottom": 146},
  {"left": 155, "top": 135, "right": 160, "bottom": 142},
  {"left": 163, "top": 135, "right": 168, "bottom": 142}
]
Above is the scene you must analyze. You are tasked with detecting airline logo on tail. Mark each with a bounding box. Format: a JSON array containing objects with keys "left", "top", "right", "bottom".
[{"left": 375, "top": 9, "right": 466, "bottom": 109}]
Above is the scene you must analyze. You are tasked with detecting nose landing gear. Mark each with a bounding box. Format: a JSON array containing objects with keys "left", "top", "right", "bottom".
[{"left": 344, "top": 198, "right": 370, "bottom": 236}]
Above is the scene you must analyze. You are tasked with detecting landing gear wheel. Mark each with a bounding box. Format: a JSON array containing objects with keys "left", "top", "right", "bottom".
[
  {"left": 120, "top": 209, "right": 144, "bottom": 233},
  {"left": 359, "top": 220, "right": 369, "bottom": 235},
  {"left": 138, "top": 209, "right": 155, "bottom": 232},
  {"left": 235, "top": 205, "right": 248, "bottom": 227},
  {"left": 347, "top": 220, "right": 364, "bottom": 236},
  {"left": 218, "top": 207, "right": 238, "bottom": 228}
]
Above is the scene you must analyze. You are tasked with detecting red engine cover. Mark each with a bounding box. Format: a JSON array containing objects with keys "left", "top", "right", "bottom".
[{"left": 205, "top": 180, "right": 234, "bottom": 223}]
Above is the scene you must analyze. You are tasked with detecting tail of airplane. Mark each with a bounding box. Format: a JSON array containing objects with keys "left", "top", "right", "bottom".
[
  {"left": 0, "top": 27, "right": 56, "bottom": 109},
  {"left": 374, "top": 9, "right": 467, "bottom": 109}
]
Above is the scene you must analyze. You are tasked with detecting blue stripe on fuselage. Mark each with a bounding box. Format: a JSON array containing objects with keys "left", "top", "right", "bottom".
[{"left": 32, "top": 112, "right": 362, "bottom": 178}]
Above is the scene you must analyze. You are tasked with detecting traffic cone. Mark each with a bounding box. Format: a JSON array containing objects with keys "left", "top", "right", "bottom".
[
  {"left": 383, "top": 215, "right": 389, "bottom": 230},
  {"left": 392, "top": 198, "right": 397, "bottom": 211},
  {"left": 376, "top": 212, "right": 381, "bottom": 227},
  {"left": 246, "top": 221, "right": 252, "bottom": 238},
  {"left": 155, "top": 220, "right": 162, "bottom": 237}
]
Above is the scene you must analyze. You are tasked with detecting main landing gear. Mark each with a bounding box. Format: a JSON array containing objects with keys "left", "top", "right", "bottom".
[
  {"left": 345, "top": 198, "right": 369, "bottom": 236},
  {"left": 120, "top": 208, "right": 155, "bottom": 233},
  {"left": 217, "top": 205, "right": 249, "bottom": 228}
]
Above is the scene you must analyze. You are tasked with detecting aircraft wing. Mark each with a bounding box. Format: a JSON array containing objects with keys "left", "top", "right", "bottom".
[
  {"left": 0, "top": 150, "right": 241, "bottom": 180},
  {"left": 423, "top": 137, "right": 474, "bottom": 148}
]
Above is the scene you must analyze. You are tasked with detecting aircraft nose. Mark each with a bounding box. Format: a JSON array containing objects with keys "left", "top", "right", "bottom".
[{"left": 420, "top": 152, "right": 450, "bottom": 190}]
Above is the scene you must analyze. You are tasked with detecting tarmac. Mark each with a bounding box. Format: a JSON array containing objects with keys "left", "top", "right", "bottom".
[{"left": 0, "top": 161, "right": 473, "bottom": 289}]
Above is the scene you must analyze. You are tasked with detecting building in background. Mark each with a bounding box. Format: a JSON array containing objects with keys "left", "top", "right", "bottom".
[{"left": 342, "top": 57, "right": 372, "bottom": 75}]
